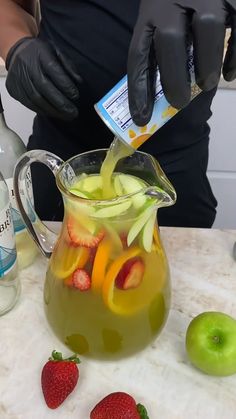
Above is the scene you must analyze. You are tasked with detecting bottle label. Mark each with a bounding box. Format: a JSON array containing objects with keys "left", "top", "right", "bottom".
[
  {"left": 0, "top": 203, "right": 17, "bottom": 278},
  {"left": 95, "top": 48, "right": 201, "bottom": 148},
  {"left": 5, "top": 169, "right": 35, "bottom": 234}
]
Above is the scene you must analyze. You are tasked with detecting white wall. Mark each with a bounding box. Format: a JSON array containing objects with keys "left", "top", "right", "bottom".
[
  {"left": 0, "top": 77, "right": 35, "bottom": 143},
  {"left": 208, "top": 88, "right": 236, "bottom": 229},
  {"left": 0, "top": 77, "right": 236, "bottom": 228}
]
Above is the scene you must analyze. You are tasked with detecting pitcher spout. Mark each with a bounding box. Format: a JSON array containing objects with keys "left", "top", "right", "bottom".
[{"left": 145, "top": 186, "right": 177, "bottom": 208}]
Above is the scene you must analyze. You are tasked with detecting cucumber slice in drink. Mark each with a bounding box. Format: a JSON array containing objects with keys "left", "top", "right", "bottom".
[
  {"left": 140, "top": 211, "right": 157, "bottom": 252},
  {"left": 127, "top": 205, "right": 154, "bottom": 246},
  {"left": 94, "top": 200, "right": 132, "bottom": 218}
]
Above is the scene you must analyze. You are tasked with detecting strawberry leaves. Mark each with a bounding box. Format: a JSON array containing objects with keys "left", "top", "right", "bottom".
[{"left": 137, "top": 403, "right": 150, "bottom": 419}]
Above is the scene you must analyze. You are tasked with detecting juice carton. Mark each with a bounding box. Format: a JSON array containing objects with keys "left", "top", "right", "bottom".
[{"left": 95, "top": 50, "right": 201, "bottom": 149}]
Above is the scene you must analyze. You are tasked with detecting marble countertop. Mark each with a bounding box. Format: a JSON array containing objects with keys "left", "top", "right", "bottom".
[{"left": 0, "top": 226, "right": 236, "bottom": 419}]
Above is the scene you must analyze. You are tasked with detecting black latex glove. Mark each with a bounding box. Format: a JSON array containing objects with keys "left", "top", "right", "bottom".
[
  {"left": 6, "top": 37, "right": 82, "bottom": 120},
  {"left": 128, "top": 0, "right": 236, "bottom": 126}
]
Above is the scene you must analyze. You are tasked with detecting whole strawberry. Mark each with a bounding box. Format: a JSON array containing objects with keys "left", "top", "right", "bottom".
[
  {"left": 90, "top": 391, "right": 149, "bottom": 419},
  {"left": 41, "top": 350, "right": 80, "bottom": 409}
]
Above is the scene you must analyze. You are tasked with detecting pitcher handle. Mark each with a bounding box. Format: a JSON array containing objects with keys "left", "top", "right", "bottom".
[{"left": 13, "top": 149, "right": 64, "bottom": 259}]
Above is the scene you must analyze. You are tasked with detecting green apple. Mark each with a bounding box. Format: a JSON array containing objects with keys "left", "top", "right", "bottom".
[{"left": 185, "top": 311, "right": 236, "bottom": 376}]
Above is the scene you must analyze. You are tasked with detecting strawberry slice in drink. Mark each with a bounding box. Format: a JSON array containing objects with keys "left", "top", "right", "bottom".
[
  {"left": 67, "top": 216, "right": 104, "bottom": 248},
  {"left": 67, "top": 268, "right": 92, "bottom": 291},
  {"left": 115, "top": 257, "right": 145, "bottom": 290}
]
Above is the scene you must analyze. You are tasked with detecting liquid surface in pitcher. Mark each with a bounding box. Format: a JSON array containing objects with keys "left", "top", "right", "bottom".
[{"left": 44, "top": 157, "right": 171, "bottom": 359}]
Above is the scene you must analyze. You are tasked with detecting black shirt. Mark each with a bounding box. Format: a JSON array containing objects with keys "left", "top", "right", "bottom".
[
  {"left": 30, "top": 0, "right": 216, "bottom": 160},
  {"left": 40, "top": 0, "right": 140, "bottom": 99}
]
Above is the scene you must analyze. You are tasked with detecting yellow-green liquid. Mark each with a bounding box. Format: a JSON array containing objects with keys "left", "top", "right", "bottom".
[
  {"left": 45, "top": 218, "right": 170, "bottom": 359},
  {"left": 44, "top": 138, "right": 171, "bottom": 359}
]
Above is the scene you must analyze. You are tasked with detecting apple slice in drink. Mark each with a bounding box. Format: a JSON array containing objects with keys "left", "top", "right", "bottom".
[
  {"left": 69, "top": 189, "right": 93, "bottom": 199},
  {"left": 74, "top": 174, "right": 102, "bottom": 193},
  {"left": 127, "top": 205, "right": 154, "bottom": 246},
  {"left": 139, "top": 211, "right": 157, "bottom": 252},
  {"left": 94, "top": 200, "right": 132, "bottom": 218},
  {"left": 71, "top": 174, "right": 104, "bottom": 200},
  {"left": 114, "top": 174, "right": 147, "bottom": 209},
  {"left": 113, "top": 175, "right": 124, "bottom": 196}
]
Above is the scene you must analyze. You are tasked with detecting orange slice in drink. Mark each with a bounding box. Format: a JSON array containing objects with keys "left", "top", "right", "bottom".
[
  {"left": 50, "top": 243, "right": 90, "bottom": 279},
  {"left": 91, "top": 237, "right": 113, "bottom": 292},
  {"left": 102, "top": 246, "right": 145, "bottom": 315}
]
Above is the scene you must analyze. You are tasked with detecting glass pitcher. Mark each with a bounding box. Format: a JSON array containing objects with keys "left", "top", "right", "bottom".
[{"left": 14, "top": 149, "right": 176, "bottom": 360}]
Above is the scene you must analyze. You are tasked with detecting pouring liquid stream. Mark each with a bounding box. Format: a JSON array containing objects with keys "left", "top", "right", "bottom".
[{"left": 100, "top": 136, "right": 134, "bottom": 199}]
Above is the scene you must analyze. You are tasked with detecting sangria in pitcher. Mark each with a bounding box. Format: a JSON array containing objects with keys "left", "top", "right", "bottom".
[{"left": 14, "top": 145, "right": 176, "bottom": 359}]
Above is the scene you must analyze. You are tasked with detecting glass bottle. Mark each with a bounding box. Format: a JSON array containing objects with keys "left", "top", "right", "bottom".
[
  {"left": 0, "top": 172, "right": 20, "bottom": 315},
  {"left": 0, "top": 94, "right": 38, "bottom": 269}
]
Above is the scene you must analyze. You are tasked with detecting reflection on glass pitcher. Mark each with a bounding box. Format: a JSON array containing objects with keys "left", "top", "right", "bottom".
[{"left": 14, "top": 149, "right": 176, "bottom": 360}]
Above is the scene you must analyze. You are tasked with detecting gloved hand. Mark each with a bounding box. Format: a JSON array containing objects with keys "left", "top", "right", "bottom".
[
  {"left": 128, "top": 0, "right": 236, "bottom": 126},
  {"left": 6, "top": 37, "right": 82, "bottom": 120}
]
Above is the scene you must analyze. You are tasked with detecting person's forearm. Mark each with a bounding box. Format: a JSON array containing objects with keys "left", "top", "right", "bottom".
[{"left": 0, "top": 0, "right": 38, "bottom": 61}]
